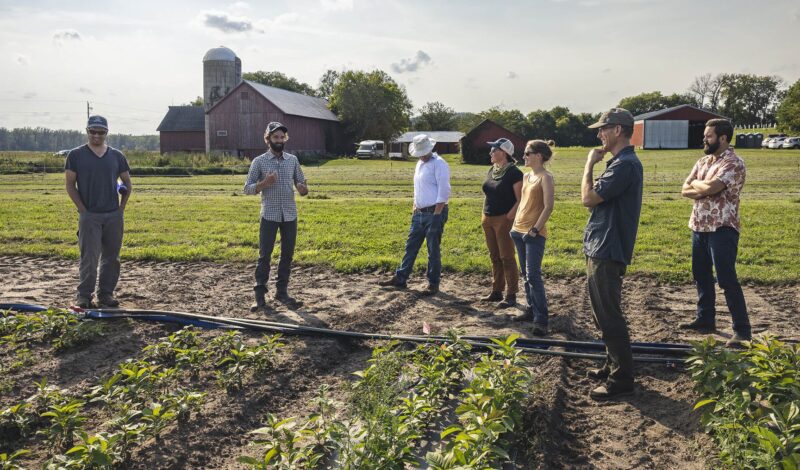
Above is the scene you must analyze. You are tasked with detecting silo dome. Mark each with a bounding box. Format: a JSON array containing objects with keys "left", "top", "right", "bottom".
[{"left": 203, "top": 46, "right": 237, "bottom": 62}]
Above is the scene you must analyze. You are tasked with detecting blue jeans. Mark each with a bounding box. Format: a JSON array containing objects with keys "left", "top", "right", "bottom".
[
  {"left": 692, "top": 227, "right": 751, "bottom": 337},
  {"left": 510, "top": 231, "right": 548, "bottom": 326},
  {"left": 395, "top": 206, "right": 448, "bottom": 286}
]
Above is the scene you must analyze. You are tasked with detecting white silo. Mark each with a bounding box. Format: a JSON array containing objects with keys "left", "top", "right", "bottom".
[{"left": 203, "top": 46, "right": 241, "bottom": 111}]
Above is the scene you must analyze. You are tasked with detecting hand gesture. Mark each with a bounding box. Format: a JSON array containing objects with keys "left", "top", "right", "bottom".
[
  {"left": 296, "top": 182, "right": 308, "bottom": 196},
  {"left": 586, "top": 148, "right": 606, "bottom": 166},
  {"left": 257, "top": 171, "right": 277, "bottom": 191}
]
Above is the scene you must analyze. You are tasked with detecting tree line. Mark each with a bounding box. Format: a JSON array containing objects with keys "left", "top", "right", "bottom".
[{"left": 0, "top": 127, "right": 159, "bottom": 152}]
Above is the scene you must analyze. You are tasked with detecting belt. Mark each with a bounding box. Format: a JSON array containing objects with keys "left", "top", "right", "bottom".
[{"left": 414, "top": 205, "right": 445, "bottom": 214}]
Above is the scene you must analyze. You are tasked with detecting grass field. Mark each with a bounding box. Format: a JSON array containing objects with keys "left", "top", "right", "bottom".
[{"left": 0, "top": 148, "right": 798, "bottom": 283}]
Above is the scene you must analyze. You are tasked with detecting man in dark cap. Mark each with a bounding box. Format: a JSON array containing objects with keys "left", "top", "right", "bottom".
[
  {"left": 581, "top": 108, "right": 643, "bottom": 400},
  {"left": 65, "top": 115, "right": 132, "bottom": 308},
  {"left": 244, "top": 122, "right": 308, "bottom": 311}
]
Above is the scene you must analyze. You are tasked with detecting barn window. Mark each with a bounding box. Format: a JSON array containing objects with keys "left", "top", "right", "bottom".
[
  {"left": 217, "top": 130, "right": 228, "bottom": 137},
  {"left": 241, "top": 92, "right": 250, "bottom": 100}
]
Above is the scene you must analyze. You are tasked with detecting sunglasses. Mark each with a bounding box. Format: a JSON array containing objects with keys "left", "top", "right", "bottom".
[
  {"left": 87, "top": 129, "right": 107, "bottom": 136},
  {"left": 524, "top": 151, "right": 539, "bottom": 156}
]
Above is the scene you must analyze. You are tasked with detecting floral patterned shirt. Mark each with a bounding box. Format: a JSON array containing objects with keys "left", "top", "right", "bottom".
[{"left": 686, "top": 148, "right": 746, "bottom": 232}]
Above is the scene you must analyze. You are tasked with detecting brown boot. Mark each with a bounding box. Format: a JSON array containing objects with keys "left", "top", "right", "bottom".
[{"left": 481, "top": 291, "right": 503, "bottom": 302}]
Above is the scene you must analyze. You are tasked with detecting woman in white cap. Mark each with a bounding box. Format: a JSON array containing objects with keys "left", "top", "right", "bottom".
[
  {"left": 510, "top": 140, "right": 555, "bottom": 335},
  {"left": 480, "top": 138, "right": 524, "bottom": 308}
]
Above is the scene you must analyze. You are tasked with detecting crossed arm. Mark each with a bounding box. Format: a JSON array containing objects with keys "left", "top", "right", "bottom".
[{"left": 681, "top": 177, "right": 725, "bottom": 200}]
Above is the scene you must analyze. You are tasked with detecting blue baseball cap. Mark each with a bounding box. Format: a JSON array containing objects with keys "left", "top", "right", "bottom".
[{"left": 87, "top": 115, "right": 108, "bottom": 130}]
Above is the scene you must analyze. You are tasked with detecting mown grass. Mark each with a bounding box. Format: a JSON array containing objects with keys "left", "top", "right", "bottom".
[{"left": 0, "top": 148, "right": 798, "bottom": 283}]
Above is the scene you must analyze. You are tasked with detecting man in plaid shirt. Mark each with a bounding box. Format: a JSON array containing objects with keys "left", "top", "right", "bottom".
[{"left": 244, "top": 122, "right": 308, "bottom": 311}]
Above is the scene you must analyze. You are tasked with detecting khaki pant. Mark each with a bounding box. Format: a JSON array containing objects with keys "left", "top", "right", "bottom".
[
  {"left": 481, "top": 214, "right": 519, "bottom": 295},
  {"left": 77, "top": 209, "right": 124, "bottom": 301}
]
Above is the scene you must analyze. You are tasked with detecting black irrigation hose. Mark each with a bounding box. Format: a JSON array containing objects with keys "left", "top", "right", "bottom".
[{"left": 78, "top": 307, "right": 687, "bottom": 365}]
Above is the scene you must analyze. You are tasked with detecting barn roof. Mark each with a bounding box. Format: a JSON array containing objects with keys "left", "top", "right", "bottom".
[
  {"left": 393, "top": 131, "right": 465, "bottom": 143},
  {"left": 245, "top": 80, "right": 339, "bottom": 122},
  {"left": 156, "top": 106, "right": 205, "bottom": 132},
  {"left": 634, "top": 104, "right": 727, "bottom": 121},
  {"left": 462, "top": 119, "right": 525, "bottom": 140}
]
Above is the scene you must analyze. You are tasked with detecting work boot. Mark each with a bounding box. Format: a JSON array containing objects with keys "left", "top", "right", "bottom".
[
  {"left": 532, "top": 323, "right": 548, "bottom": 337},
  {"left": 589, "top": 382, "right": 634, "bottom": 401},
  {"left": 420, "top": 284, "right": 439, "bottom": 296},
  {"left": 511, "top": 306, "right": 534, "bottom": 322},
  {"left": 250, "top": 291, "right": 268, "bottom": 312},
  {"left": 275, "top": 291, "right": 303, "bottom": 306},
  {"left": 76, "top": 297, "right": 94, "bottom": 309},
  {"left": 378, "top": 276, "right": 407, "bottom": 289},
  {"left": 679, "top": 318, "right": 716, "bottom": 333},
  {"left": 725, "top": 332, "right": 752, "bottom": 349},
  {"left": 587, "top": 367, "right": 610, "bottom": 381},
  {"left": 481, "top": 291, "right": 503, "bottom": 302},
  {"left": 96, "top": 296, "right": 120, "bottom": 308},
  {"left": 498, "top": 294, "right": 516, "bottom": 308}
]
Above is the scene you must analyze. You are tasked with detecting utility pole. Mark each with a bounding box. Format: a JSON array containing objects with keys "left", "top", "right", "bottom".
[{"left": 86, "top": 101, "right": 92, "bottom": 119}]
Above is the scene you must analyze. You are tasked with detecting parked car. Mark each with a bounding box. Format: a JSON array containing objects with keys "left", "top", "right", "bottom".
[
  {"left": 782, "top": 137, "right": 800, "bottom": 149},
  {"left": 768, "top": 137, "right": 787, "bottom": 149},
  {"left": 355, "top": 140, "right": 385, "bottom": 159},
  {"left": 761, "top": 137, "right": 772, "bottom": 148}
]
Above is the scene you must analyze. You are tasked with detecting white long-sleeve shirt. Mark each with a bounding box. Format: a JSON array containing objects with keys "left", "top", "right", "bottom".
[{"left": 413, "top": 153, "right": 451, "bottom": 209}]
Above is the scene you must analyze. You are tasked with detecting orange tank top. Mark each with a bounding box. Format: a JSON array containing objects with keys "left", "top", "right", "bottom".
[{"left": 512, "top": 171, "right": 550, "bottom": 238}]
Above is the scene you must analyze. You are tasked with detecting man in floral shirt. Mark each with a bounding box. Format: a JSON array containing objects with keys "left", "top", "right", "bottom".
[{"left": 680, "top": 118, "right": 751, "bottom": 347}]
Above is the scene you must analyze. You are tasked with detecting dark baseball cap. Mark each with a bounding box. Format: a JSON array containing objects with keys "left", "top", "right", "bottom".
[
  {"left": 87, "top": 115, "right": 108, "bottom": 130},
  {"left": 266, "top": 121, "right": 288, "bottom": 135},
  {"left": 588, "top": 108, "right": 634, "bottom": 129}
]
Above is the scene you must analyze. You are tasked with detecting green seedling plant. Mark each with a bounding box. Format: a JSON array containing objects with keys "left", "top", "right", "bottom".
[
  {"left": 215, "top": 334, "right": 284, "bottom": 392},
  {"left": 0, "top": 449, "right": 29, "bottom": 470},
  {"left": 39, "top": 399, "right": 86, "bottom": 452},
  {"left": 688, "top": 336, "right": 800, "bottom": 468},
  {"left": 45, "top": 431, "right": 122, "bottom": 470},
  {"left": 163, "top": 389, "right": 206, "bottom": 423},
  {"left": 140, "top": 402, "right": 178, "bottom": 442},
  {"left": 0, "top": 403, "right": 35, "bottom": 445},
  {"left": 238, "top": 414, "right": 327, "bottom": 470}
]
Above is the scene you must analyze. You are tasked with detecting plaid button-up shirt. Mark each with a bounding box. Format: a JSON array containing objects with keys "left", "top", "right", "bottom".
[{"left": 243, "top": 149, "right": 306, "bottom": 222}]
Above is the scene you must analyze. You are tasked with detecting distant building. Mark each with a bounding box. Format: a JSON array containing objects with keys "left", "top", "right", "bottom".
[
  {"left": 460, "top": 119, "right": 526, "bottom": 164},
  {"left": 156, "top": 106, "right": 205, "bottom": 154},
  {"left": 390, "top": 131, "right": 465, "bottom": 159},
  {"left": 632, "top": 105, "right": 729, "bottom": 149},
  {"left": 157, "top": 46, "right": 343, "bottom": 157}
]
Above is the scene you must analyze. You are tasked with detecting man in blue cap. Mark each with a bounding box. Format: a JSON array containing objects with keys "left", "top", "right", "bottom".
[
  {"left": 244, "top": 121, "right": 308, "bottom": 311},
  {"left": 65, "top": 115, "right": 132, "bottom": 308}
]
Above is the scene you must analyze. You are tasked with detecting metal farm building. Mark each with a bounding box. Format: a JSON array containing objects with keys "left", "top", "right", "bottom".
[
  {"left": 631, "top": 105, "right": 728, "bottom": 149},
  {"left": 390, "top": 131, "right": 465, "bottom": 159}
]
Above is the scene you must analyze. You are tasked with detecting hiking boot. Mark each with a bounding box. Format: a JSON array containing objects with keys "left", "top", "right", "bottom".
[
  {"left": 76, "top": 297, "right": 94, "bottom": 309},
  {"left": 96, "top": 296, "right": 120, "bottom": 308},
  {"left": 498, "top": 294, "right": 516, "bottom": 308},
  {"left": 420, "top": 284, "right": 439, "bottom": 296},
  {"left": 679, "top": 318, "right": 716, "bottom": 333},
  {"left": 511, "top": 308, "right": 534, "bottom": 322},
  {"left": 589, "top": 382, "right": 634, "bottom": 401},
  {"left": 275, "top": 291, "right": 302, "bottom": 306},
  {"left": 725, "top": 332, "right": 752, "bottom": 349},
  {"left": 481, "top": 291, "right": 503, "bottom": 302},
  {"left": 587, "top": 367, "right": 610, "bottom": 381},
  {"left": 250, "top": 291, "right": 268, "bottom": 312},
  {"left": 532, "top": 323, "right": 548, "bottom": 337},
  {"left": 378, "top": 276, "right": 407, "bottom": 289}
]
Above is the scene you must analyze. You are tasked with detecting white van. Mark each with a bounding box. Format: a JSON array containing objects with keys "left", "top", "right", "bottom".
[{"left": 356, "top": 140, "right": 385, "bottom": 159}]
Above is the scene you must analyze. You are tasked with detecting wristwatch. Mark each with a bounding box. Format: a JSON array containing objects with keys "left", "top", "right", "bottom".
[{"left": 530, "top": 227, "right": 539, "bottom": 234}]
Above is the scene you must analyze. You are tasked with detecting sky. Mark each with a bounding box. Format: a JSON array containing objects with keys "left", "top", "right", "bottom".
[{"left": 1, "top": 0, "right": 799, "bottom": 134}]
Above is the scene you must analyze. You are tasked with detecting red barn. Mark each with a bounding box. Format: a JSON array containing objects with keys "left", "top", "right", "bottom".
[
  {"left": 460, "top": 119, "right": 527, "bottom": 164},
  {"left": 156, "top": 106, "right": 205, "bottom": 154},
  {"left": 632, "top": 105, "right": 728, "bottom": 149},
  {"left": 205, "top": 80, "right": 344, "bottom": 158}
]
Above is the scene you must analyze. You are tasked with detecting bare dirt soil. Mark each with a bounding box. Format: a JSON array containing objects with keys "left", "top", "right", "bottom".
[{"left": 2, "top": 255, "right": 798, "bottom": 469}]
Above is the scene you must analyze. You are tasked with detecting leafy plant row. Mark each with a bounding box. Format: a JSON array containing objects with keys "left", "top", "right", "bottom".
[
  {"left": 240, "top": 333, "right": 532, "bottom": 469},
  {"left": 688, "top": 337, "right": 800, "bottom": 469},
  {"left": 1, "top": 326, "right": 285, "bottom": 469}
]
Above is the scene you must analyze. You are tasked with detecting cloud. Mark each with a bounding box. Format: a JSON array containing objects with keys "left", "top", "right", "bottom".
[
  {"left": 321, "top": 0, "right": 354, "bottom": 11},
  {"left": 602, "top": 68, "right": 612, "bottom": 73},
  {"left": 15, "top": 54, "right": 29, "bottom": 66},
  {"left": 391, "top": 50, "right": 431, "bottom": 74},
  {"left": 78, "top": 87, "right": 93, "bottom": 95},
  {"left": 202, "top": 11, "right": 254, "bottom": 33},
  {"left": 506, "top": 71, "right": 518, "bottom": 79},
  {"left": 52, "top": 29, "right": 81, "bottom": 46},
  {"left": 23, "top": 92, "right": 36, "bottom": 99}
]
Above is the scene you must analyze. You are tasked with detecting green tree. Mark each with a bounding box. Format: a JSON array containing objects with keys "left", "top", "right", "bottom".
[
  {"left": 776, "top": 78, "right": 800, "bottom": 133},
  {"left": 328, "top": 70, "right": 413, "bottom": 148},
  {"left": 617, "top": 91, "right": 698, "bottom": 117},
  {"left": 415, "top": 101, "right": 457, "bottom": 131},
  {"left": 183, "top": 96, "right": 203, "bottom": 106},
  {"left": 317, "top": 69, "right": 341, "bottom": 101},
  {"left": 455, "top": 112, "right": 482, "bottom": 133},
  {"left": 242, "top": 71, "right": 316, "bottom": 96},
  {"left": 718, "top": 73, "right": 786, "bottom": 126},
  {"left": 477, "top": 107, "right": 527, "bottom": 136}
]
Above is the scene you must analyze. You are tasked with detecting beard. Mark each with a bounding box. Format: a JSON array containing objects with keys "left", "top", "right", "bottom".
[
  {"left": 703, "top": 140, "right": 719, "bottom": 155},
  {"left": 269, "top": 141, "right": 285, "bottom": 152}
]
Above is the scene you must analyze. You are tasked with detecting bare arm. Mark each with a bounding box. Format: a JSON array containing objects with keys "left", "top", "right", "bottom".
[
  {"left": 531, "top": 173, "right": 555, "bottom": 233},
  {"left": 681, "top": 181, "right": 703, "bottom": 199},
  {"left": 690, "top": 178, "right": 726, "bottom": 197},
  {"left": 119, "top": 171, "right": 132, "bottom": 210},
  {"left": 581, "top": 149, "right": 605, "bottom": 208},
  {"left": 65, "top": 170, "right": 87, "bottom": 213},
  {"left": 506, "top": 180, "right": 523, "bottom": 221}
]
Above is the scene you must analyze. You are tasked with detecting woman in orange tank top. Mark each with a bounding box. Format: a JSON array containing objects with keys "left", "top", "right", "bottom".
[{"left": 510, "top": 140, "right": 555, "bottom": 336}]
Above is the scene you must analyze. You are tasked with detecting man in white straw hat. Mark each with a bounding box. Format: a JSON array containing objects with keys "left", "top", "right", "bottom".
[{"left": 379, "top": 134, "right": 451, "bottom": 295}]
